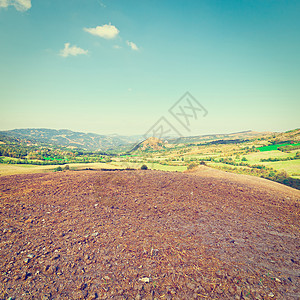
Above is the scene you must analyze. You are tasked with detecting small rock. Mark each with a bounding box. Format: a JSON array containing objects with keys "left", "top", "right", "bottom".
[
  {"left": 21, "top": 272, "right": 31, "bottom": 280},
  {"left": 91, "top": 232, "right": 99, "bottom": 237},
  {"left": 151, "top": 248, "right": 159, "bottom": 256},
  {"left": 77, "top": 282, "right": 87, "bottom": 290},
  {"left": 48, "top": 265, "right": 58, "bottom": 274},
  {"left": 43, "top": 265, "right": 50, "bottom": 272},
  {"left": 139, "top": 277, "right": 150, "bottom": 283},
  {"left": 268, "top": 292, "right": 275, "bottom": 297},
  {"left": 103, "top": 276, "right": 110, "bottom": 280},
  {"left": 87, "top": 292, "right": 98, "bottom": 299},
  {"left": 236, "top": 287, "right": 242, "bottom": 296},
  {"left": 215, "top": 270, "right": 223, "bottom": 278},
  {"left": 187, "top": 283, "right": 196, "bottom": 290},
  {"left": 275, "top": 278, "right": 281, "bottom": 283},
  {"left": 23, "top": 258, "right": 30, "bottom": 264},
  {"left": 27, "top": 254, "right": 35, "bottom": 259}
]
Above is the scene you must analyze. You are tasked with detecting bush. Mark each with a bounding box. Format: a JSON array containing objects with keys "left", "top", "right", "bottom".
[
  {"left": 141, "top": 164, "right": 148, "bottom": 170},
  {"left": 55, "top": 166, "right": 63, "bottom": 172},
  {"left": 187, "top": 162, "right": 198, "bottom": 170},
  {"left": 199, "top": 161, "right": 206, "bottom": 165},
  {"left": 64, "top": 164, "right": 70, "bottom": 170}
]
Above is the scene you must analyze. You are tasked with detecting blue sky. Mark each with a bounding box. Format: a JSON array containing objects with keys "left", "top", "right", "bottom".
[{"left": 0, "top": 0, "right": 299, "bottom": 136}]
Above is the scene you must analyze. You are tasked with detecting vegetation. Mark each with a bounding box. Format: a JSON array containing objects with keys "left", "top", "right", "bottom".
[
  {"left": 0, "top": 128, "right": 299, "bottom": 189},
  {"left": 187, "top": 162, "right": 198, "bottom": 170}
]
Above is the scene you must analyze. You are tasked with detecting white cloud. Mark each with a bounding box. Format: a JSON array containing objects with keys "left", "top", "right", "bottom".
[
  {"left": 59, "top": 43, "right": 88, "bottom": 58},
  {"left": 0, "top": 0, "right": 31, "bottom": 11},
  {"left": 98, "top": 1, "right": 106, "bottom": 8},
  {"left": 113, "top": 45, "right": 121, "bottom": 49},
  {"left": 84, "top": 23, "right": 119, "bottom": 39},
  {"left": 126, "top": 40, "right": 139, "bottom": 51}
]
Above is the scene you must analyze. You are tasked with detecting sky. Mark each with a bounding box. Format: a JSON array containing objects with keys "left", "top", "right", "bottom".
[{"left": 0, "top": 0, "right": 299, "bottom": 136}]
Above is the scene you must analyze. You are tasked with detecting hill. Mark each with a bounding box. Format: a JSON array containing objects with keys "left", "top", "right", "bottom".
[
  {"left": 139, "top": 137, "right": 166, "bottom": 151},
  {"left": 0, "top": 169, "right": 299, "bottom": 299},
  {"left": 267, "top": 128, "right": 300, "bottom": 144},
  {"left": 169, "top": 130, "right": 273, "bottom": 145},
  {"left": 0, "top": 128, "right": 142, "bottom": 151}
]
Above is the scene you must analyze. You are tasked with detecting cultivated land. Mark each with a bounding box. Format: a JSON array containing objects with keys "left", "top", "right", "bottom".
[{"left": 0, "top": 168, "right": 299, "bottom": 299}]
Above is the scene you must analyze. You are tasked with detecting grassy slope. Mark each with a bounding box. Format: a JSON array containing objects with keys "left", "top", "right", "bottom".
[{"left": 0, "top": 162, "right": 186, "bottom": 177}]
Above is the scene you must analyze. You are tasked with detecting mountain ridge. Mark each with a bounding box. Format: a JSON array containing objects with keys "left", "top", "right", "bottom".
[{"left": 1, "top": 128, "right": 298, "bottom": 152}]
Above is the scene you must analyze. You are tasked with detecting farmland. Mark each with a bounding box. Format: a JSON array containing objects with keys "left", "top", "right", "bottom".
[{"left": 1, "top": 169, "right": 299, "bottom": 299}]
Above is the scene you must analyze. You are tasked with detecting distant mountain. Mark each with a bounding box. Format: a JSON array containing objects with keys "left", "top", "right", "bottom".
[
  {"left": 169, "top": 130, "right": 273, "bottom": 144},
  {"left": 0, "top": 128, "right": 143, "bottom": 151},
  {"left": 2, "top": 128, "right": 296, "bottom": 153}
]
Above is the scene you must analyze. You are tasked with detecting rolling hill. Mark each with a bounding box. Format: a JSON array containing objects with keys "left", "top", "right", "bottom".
[{"left": 0, "top": 128, "right": 142, "bottom": 151}]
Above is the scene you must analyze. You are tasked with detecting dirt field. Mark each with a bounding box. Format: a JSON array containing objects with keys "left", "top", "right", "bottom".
[{"left": 0, "top": 168, "right": 299, "bottom": 299}]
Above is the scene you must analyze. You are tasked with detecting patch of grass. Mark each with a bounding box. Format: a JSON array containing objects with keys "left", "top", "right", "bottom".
[
  {"left": 0, "top": 164, "right": 58, "bottom": 176},
  {"left": 261, "top": 160, "right": 300, "bottom": 175},
  {"left": 257, "top": 143, "right": 300, "bottom": 152}
]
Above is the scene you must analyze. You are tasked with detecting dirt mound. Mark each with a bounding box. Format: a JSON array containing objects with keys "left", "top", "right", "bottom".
[
  {"left": 0, "top": 170, "right": 299, "bottom": 299},
  {"left": 186, "top": 165, "right": 300, "bottom": 200}
]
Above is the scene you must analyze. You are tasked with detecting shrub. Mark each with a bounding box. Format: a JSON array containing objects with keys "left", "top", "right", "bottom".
[
  {"left": 187, "top": 162, "right": 198, "bottom": 170},
  {"left": 55, "top": 166, "right": 63, "bottom": 172},
  {"left": 141, "top": 164, "right": 148, "bottom": 170},
  {"left": 199, "top": 161, "right": 206, "bottom": 165},
  {"left": 64, "top": 164, "right": 70, "bottom": 170}
]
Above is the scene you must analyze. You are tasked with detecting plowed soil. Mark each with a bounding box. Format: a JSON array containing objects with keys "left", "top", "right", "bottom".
[{"left": 0, "top": 168, "right": 299, "bottom": 299}]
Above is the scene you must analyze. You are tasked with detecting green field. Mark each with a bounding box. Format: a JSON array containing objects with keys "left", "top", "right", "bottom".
[
  {"left": 261, "top": 160, "right": 300, "bottom": 176},
  {"left": 243, "top": 151, "right": 295, "bottom": 164},
  {"left": 257, "top": 143, "right": 300, "bottom": 152}
]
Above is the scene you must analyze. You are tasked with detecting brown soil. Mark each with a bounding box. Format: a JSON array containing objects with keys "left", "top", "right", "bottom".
[{"left": 0, "top": 168, "right": 299, "bottom": 299}]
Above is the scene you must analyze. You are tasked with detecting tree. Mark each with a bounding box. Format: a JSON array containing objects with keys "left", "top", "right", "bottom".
[{"left": 141, "top": 164, "right": 148, "bottom": 170}]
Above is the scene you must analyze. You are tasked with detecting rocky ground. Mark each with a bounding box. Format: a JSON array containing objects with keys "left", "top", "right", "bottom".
[{"left": 0, "top": 168, "right": 299, "bottom": 299}]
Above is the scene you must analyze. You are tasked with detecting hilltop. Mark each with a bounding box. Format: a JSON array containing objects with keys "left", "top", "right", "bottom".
[{"left": 139, "top": 137, "right": 166, "bottom": 151}]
